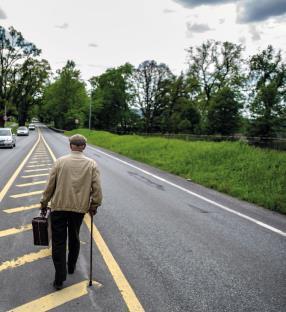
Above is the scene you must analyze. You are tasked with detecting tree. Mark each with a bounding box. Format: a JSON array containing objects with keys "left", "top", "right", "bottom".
[
  {"left": 11, "top": 58, "right": 50, "bottom": 125},
  {"left": 186, "top": 40, "right": 245, "bottom": 128},
  {"left": 131, "top": 60, "right": 174, "bottom": 132},
  {"left": 158, "top": 74, "right": 201, "bottom": 133},
  {"left": 0, "top": 26, "right": 41, "bottom": 127},
  {"left": 41, "top": 61, "right": 89, "bottom": 130},
  {"left": 89, "top": 63, "right": 135, "bottom": 131},
  {"left": 207, "top": 87, "right": 242, "bottom": 135},
  {"left": 248, "top": 46, "right": 286, "bottom": 137}
]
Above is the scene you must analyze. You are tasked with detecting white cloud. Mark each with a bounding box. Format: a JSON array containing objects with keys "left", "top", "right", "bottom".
[
  {"left": 249, "top": 25, "right": 261, "bottom": 41},
  {"left": 88, "top": 43, "right": 99, "bottom": 48},
  {"left": 163, "top": 9, "right": 176, "bottom": 13},
  {"left": 186, "top": 22, "right": 213, "bottom": 34},
  {"left": 173, "top": 0, "right": 234, "bottom": 8},
  {"left": 55, "top": 23, "right": 69, "bottom": 29}
]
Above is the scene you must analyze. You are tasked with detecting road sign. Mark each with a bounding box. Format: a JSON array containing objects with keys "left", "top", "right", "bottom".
[{"left": 3, "top": 115, "right": 7, "bottom": 121}]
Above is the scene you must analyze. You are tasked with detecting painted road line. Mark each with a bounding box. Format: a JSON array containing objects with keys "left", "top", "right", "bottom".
[
  {"left": 0, "top": 248, "right": 51, "bottom": 273},
  {"left": 24, "top": 168, "right": 50, "bottom": 173},
  {"left": 0, "top": 224, "right": 32, "bottom": 238},
  {"left": 3, "top": 204, "right": 41, "bottom": 214},
  {"left": 26, "top": 164, "right": 51, "bottom": 168},
  {"left": 90, "top": 146, "right": 286, "bottom": 238},
  {"left": 28, "top": 161, "right": 52, "bottom": 166},
  {"left": 28, "top": 161, "right": 51, "bottom": 165},
  {"left": 16, "top": 181, "right": 47, "bottom": 187},
  {"left": 10, "top": 190, "right": 43, "bottom": 198},
  {"left": 8, "top": 280, "right": 102, "bottom": 312},
  {"left": 84, "top": 214, "right": 145, "bottom": 312},
  {"left": 41, "top": 133, "right": 145, "bottom": 312},
  {"left": 0, "top": 135, "right": 40, "bottom": 203},
  {"left": 21, "top": 174, "right": 49, "bottom": 178},
  {"left": 33, "top": 153, "right": 48, "bottom": 156},
  {"left": 30, "top": 158, "right": 50, "bottom": 161}
]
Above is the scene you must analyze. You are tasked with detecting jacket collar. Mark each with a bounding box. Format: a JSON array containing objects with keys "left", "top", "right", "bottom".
[{"left": 70, "top": 151, "right": 84, "bottom": 157}]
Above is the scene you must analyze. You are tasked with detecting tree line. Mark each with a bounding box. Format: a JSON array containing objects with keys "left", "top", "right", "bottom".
[{"left": 1, "top": 25, "right": 286, "bottom": 138}]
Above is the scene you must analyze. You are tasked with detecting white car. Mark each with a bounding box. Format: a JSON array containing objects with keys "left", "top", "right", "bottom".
[
  {"left": 28, "top": 124, "right": 36, "bottom": 130},
  {"left": 0, "top": 128, "right": 16, "bottom": 148},
  {"left": 17, "top": 126, "right": 29, "bottom": 136}
]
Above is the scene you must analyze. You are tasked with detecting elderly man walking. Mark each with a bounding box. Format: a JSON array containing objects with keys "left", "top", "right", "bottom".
[{"left": 40, "top": 134, "right": 102, "bottom": 290}]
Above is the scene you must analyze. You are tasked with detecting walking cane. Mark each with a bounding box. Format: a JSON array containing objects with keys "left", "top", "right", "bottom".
[{"left": 89, "top": 213, "right": 93, "bottom": 287}]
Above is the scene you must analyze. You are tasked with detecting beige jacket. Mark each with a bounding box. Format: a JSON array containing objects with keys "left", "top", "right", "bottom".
[{"left": 40, "top": 151, "right": 102, "bottom": 213}]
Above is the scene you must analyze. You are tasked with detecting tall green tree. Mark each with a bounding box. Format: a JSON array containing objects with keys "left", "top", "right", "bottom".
[
  {"left": 186, "top": 40, "right": 245, "bottom": 130},
  {"left": 158, "top": 74, "right": 200, "bottom": 133},
  {"left": 41, "top": 61, "right": 89, "bottom": 130},
  {"left": 89, "top": 63, "right": 135, "bottom": 131},
  {"left": 248, "top": 45, "right": 286, "bottom": 137},
  {"left": 0, "top": 26, "right": 41, "bottom": 127},
  {"left": 11, "top": 58, "right": 50, "bottom": 125},
  {"left": 207, "top": 87, "right": 242, "bottom": 135},
  {"left": 131, "top": 60, "right": 174, "bottom": 132}
]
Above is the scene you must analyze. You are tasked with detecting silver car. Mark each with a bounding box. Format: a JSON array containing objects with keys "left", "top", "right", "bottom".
[
  {"left": 17, "top": 126, "right": 29, "bottom": 136},
  {"left": 0, "top": 128, "right": 16, "bottom": 148}
]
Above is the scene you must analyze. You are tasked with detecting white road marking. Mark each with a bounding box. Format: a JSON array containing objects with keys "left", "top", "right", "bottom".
[{"left": 89, "top": 146, "right": 286, "bottom": 237}]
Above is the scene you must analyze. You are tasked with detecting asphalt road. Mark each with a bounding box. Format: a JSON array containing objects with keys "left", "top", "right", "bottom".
[{"left": 0, "top": 125, "right": 285, "bottom": 312}]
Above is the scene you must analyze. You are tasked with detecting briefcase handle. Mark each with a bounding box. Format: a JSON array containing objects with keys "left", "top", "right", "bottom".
[{"left": 39, "top": 207, "right": 51, "bottom": 218}]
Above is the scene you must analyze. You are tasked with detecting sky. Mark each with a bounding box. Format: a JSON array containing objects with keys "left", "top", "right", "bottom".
[{"left": 0, "top": 0, "right": 285, "bottom": 82}]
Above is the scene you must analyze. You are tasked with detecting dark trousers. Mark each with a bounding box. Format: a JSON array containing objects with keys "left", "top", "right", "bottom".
[{"left": 51, "top": 211, "right": 84, "bottom": 282}]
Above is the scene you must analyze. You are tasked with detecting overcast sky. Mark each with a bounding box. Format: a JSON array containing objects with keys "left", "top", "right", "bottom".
[{"left": 0, "top": 0, "right": 285, "bottom": 81}]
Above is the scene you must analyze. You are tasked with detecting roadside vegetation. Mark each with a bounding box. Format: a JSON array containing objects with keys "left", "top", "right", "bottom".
[{"left": 66, "top": 129, "right": 286, "bottom": 214}]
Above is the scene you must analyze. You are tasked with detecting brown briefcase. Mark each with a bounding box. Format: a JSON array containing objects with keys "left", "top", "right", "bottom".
[{"left": 32, "top": 209, "right": 51, "bottom": 246}]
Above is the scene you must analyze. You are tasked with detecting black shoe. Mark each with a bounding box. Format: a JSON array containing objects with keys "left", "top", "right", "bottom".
[{"left": 53, "top": 280, "right": 63, "bottom": 290}]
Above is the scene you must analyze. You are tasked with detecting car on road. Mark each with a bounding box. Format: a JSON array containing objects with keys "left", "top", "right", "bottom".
[
  {"left": 17, "top": 126, "right": 29, "bottom": 136},
  {"left": 0, "top": 128, "right": 16, "bottom": 148},
  {"left": 28, "top": 123, "right": 36, "bottom": 130}
]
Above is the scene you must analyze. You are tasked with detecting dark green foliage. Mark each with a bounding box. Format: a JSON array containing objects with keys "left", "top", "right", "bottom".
[
  {"left": 186, "top": 40, "right": 245, "bottom": 125},
  {"left": 131, "top": 60, "right": 174, "bottom": 132},
  {"left": 0, "top": 26, "right": 42, "bottom": 127},
  {"left": 248, "top": 46, "right": 286, "bottom": 137},
  {"left": 41, "top": 61, "right": 89, "bottom": 130},
  {"left": 89, "top": 63, "right": 134, "bottom": 131},
  {"left": 207, "top": 87, "right": 242, "bottom": 135}
]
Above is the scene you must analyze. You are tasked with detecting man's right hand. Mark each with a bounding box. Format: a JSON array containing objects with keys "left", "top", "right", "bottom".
[
  {"left": 40, "top": 203, "right": 47, "bottom": 216},
  {"left": 89, "top": 207, "right": 98, "bottom": 216}
]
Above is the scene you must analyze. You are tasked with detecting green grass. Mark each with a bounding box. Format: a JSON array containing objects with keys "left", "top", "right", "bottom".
[
  {"left": 65, "top": 129, "right": 286, "bottom": 214},
  {"left": 4, "top": 121, "right": 18, "bottom": 133}
]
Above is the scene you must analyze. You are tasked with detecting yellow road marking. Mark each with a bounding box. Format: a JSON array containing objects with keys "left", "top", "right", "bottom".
[
  {"left": 28, "top": 162, "right": 51, "bottom": 165},
  {"left": 10, "top": 190, "right": 43, "bottom": 198},
  {"left": 24, "top": 168, "right": 50, "bottom": 173},
  {"left": 8, "top": 280, "right": 102, "bottom": 312},
  {"left": 26, "top": 164, "right": 51, "bottom": 168},
  {"left": 31, "top": 158, "right": 50, "bottom": 161},
  {"left": 0, "top": 135, "right": 40, "bottom": 203},
  {"left": 16, "top": 181, "right": 47, "bottom": 187},
  {"left": 3, "top": 204, "right": 41, "bottom": 213},
  {"left": 0, "top": 248, "right": 51, "bottom": 272},
  {"left": 84, "top": 214, "right": 145, "bottom": 312},
  {"left": 0, "top": 224, "right": 32, "bottom": 238},
  {"left": 21, "top": 173, "right": 49, "bottom": 178},
  {"left": 42, "top": 131, "right": 145, "bottom": 312}
]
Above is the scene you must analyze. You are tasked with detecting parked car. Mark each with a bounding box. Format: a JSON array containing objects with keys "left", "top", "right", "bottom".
[
  {"left": 17, "top": 126, "right": 29, "bottom": 136},
  {"left": 28, "top": 124, "right": 36, "bottom": 130},
  {"left": 0, "top": 128, "right": 16, "bottom": 148}
]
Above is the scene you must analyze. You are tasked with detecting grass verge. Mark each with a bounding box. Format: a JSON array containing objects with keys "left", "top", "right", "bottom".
[{"left": 65, "top": 129, "right": 286, "bottom": 214}]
